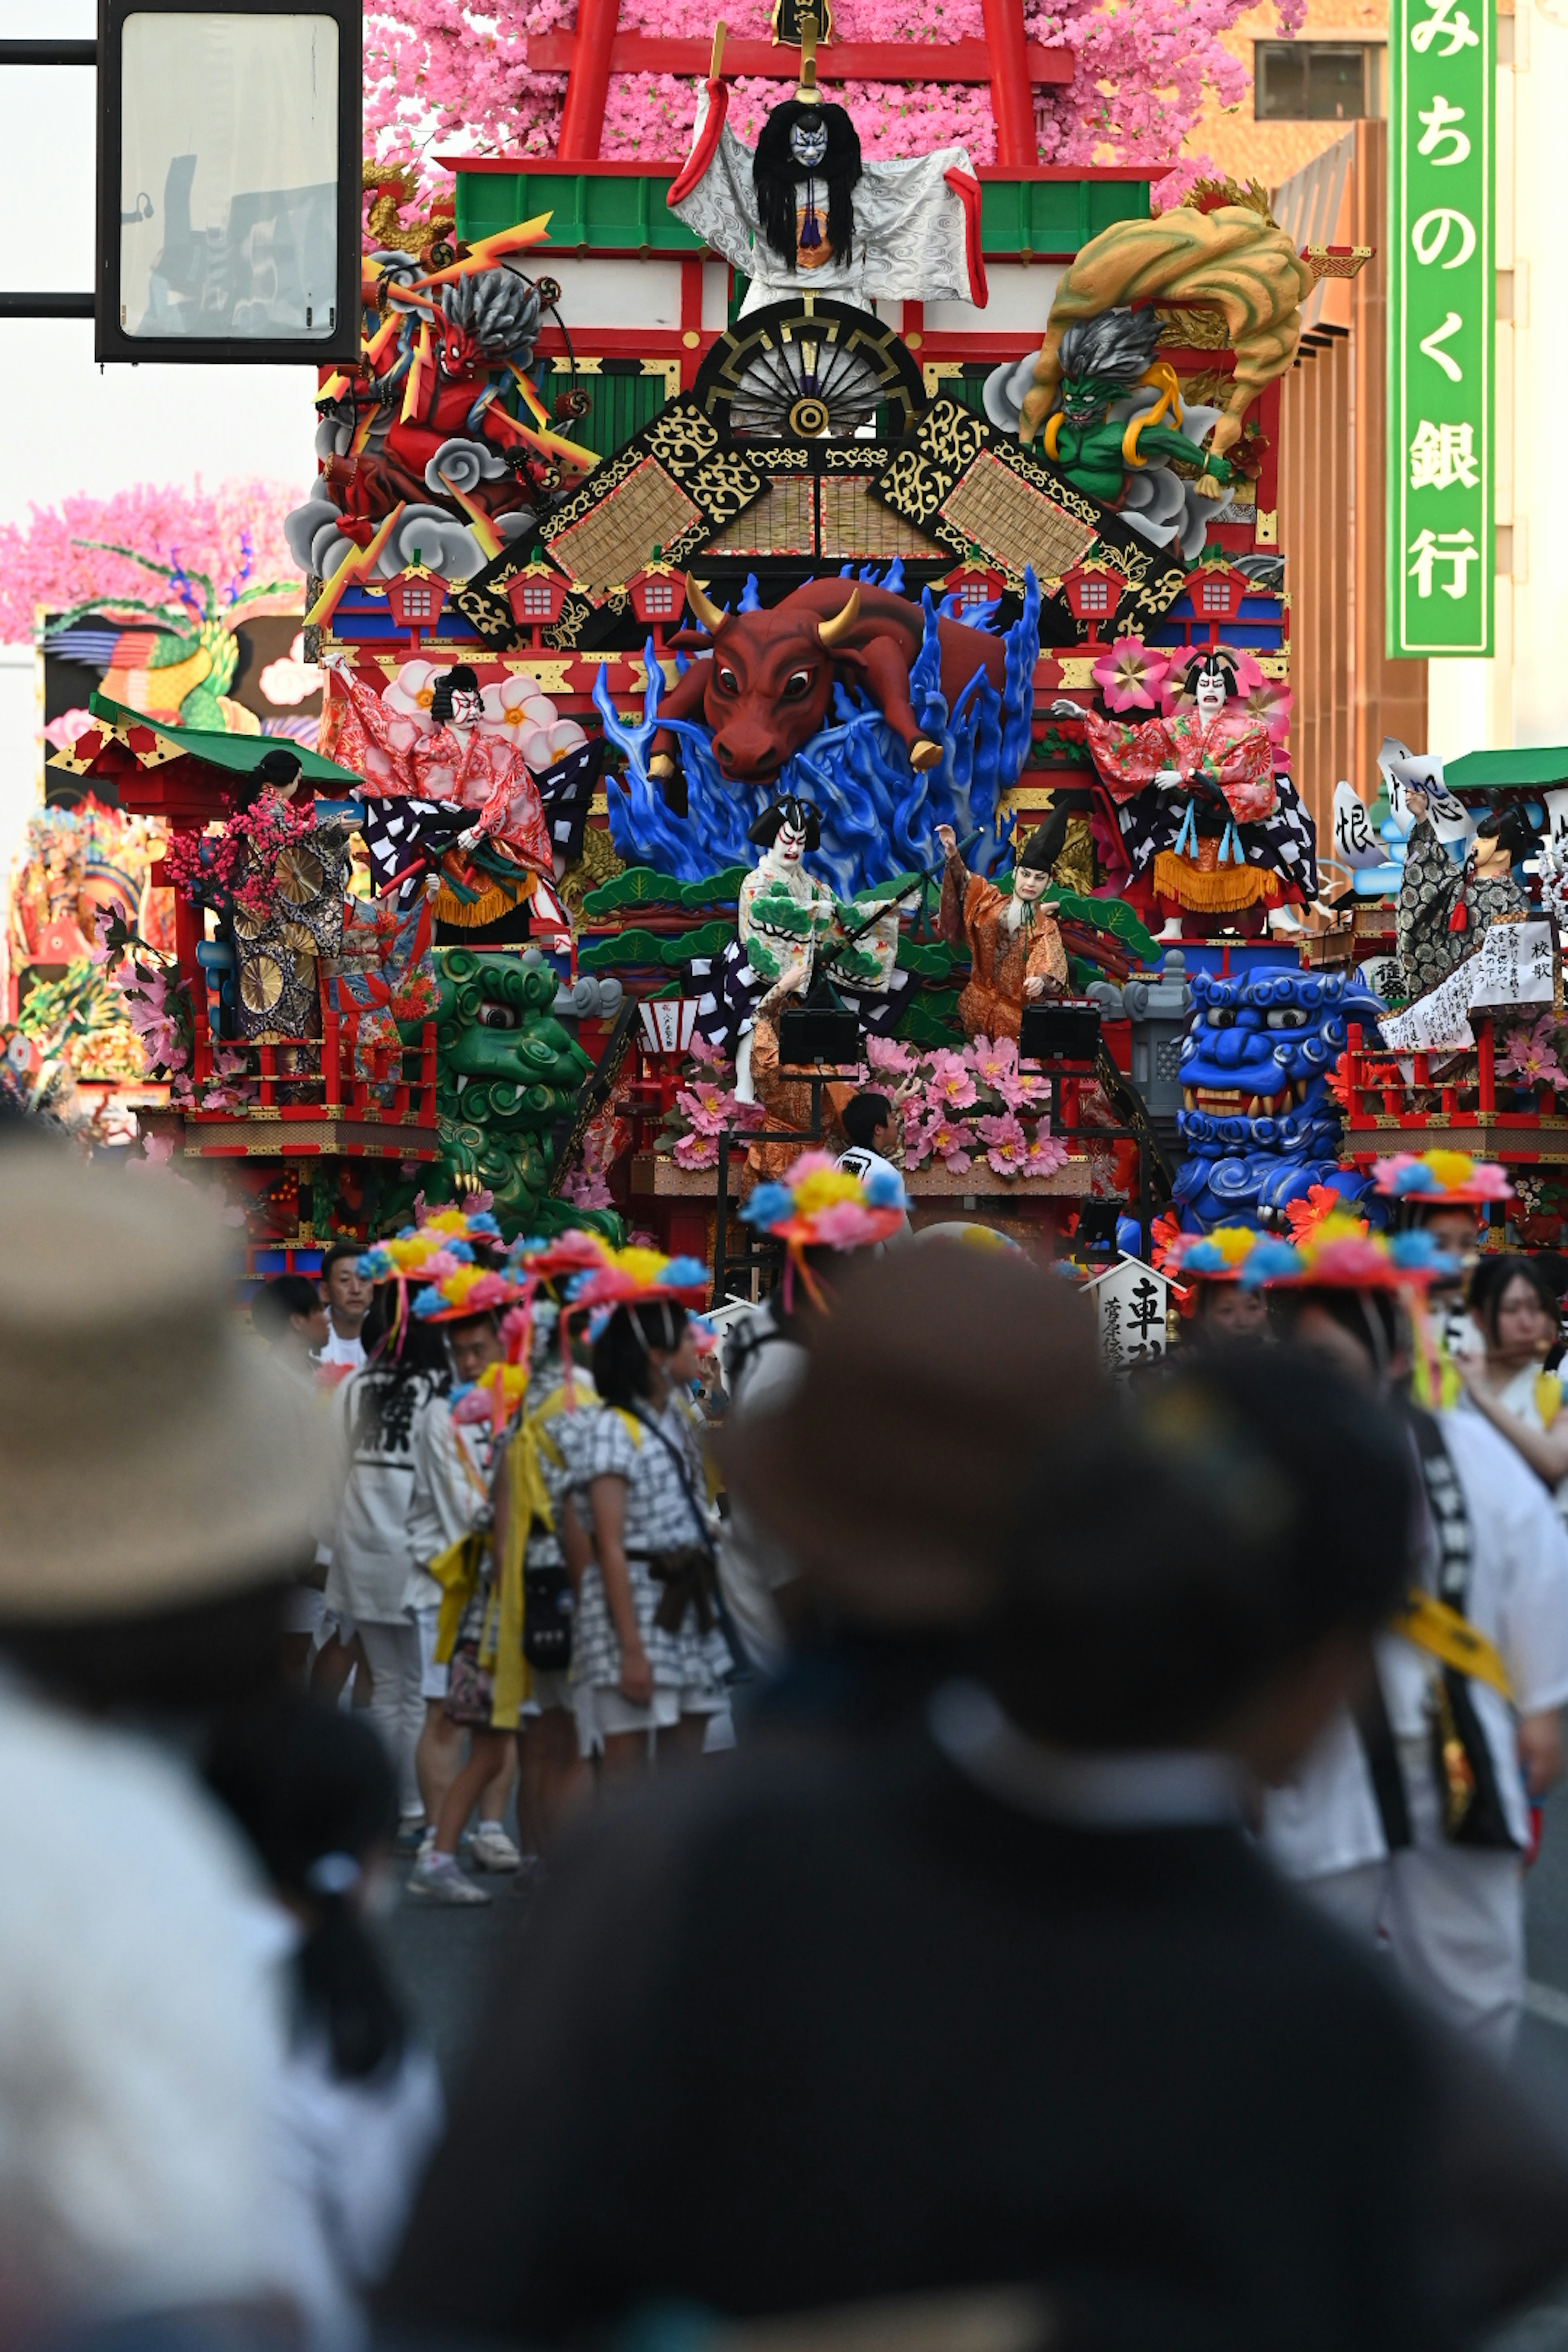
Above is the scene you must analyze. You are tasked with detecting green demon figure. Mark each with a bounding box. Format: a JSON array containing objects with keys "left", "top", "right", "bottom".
[
  {"left": 987, "top": 307, "right": 1236, "bottom": 564},
  {"left": 431, "top": 950, "right": 619, "bottom": 1241}
]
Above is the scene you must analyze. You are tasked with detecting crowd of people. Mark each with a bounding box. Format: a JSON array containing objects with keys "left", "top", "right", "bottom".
[{"left": 13, "top": 1122, "right": 1568, "bottom": 2350}]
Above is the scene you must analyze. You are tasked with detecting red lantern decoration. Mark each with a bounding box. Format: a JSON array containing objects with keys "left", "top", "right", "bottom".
[
  {"left": 1182, "top": 561, "right": 1250, "bottom": 641},
  {"left": 1056, "top": 559, "right": 1126, "bottom": 644},
  {"left": 627, "top": 560, "right": 684, "bottom": 630},
  {"left": 941, "top": 552, "right": 1008, "bottom": 619},
  {"left": 383, "top": 562, "right": 448, "bottom": 653},
  {"left": 504, "top": 558, "right": 572, "bottom": 642}
]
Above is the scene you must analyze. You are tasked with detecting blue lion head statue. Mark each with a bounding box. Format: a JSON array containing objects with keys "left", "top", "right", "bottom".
[{"left": 1174, "top": 965, "right": 1385, "bottom": 1229}]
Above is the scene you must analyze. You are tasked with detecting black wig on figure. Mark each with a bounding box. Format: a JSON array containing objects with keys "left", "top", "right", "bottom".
[
  {"left": 748, "top": 795, "right": 822, "bottom": 852},
  {"left": 430, "top": 664, "right": 482, "bottom": 725},
  {"left": 753, "top": 98, "right": 862, "bottom": 271},
  {"left": 1472, "top": 801, "right": 1540, "bottom": 868}
]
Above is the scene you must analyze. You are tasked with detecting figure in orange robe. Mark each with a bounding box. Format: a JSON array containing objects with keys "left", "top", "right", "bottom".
[{"left": 936, "top": 814, "right": 1069, "bottom": 1044}]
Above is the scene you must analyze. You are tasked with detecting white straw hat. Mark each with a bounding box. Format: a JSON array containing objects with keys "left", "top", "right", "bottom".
[{"left": 0, "top": 1141, "right": 316, "bottom": 1619}]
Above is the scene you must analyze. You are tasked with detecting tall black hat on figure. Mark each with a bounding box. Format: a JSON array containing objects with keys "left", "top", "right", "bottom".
[{"left": 1014, "top": 805, "right": 1071, "bottom": 877}]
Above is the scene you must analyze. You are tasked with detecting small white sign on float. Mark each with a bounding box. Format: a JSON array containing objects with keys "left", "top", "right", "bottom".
[
  {"left": 1380, "top": 920, "right": 1557, "bottom": 1055},
  {"left": 1081, "top": 1255, "right": 1173, "bottom": 1381}
]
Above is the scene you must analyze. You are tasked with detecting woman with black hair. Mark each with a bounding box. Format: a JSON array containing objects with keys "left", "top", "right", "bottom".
[
  {"left": 323, "top": 1293, "right": 454, "bottom": 1835},
  {"left": 571, "top": 1300, "right": 731, "bottom": 1775},
  {"left": 206, "top": 1694, "right": 443, "bottom": 2348},
  {"left": 1459, "top": 1255, "right": 1568, "bottom": 1516}
]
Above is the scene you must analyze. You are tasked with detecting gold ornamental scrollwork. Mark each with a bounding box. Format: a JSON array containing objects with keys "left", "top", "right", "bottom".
[
  {"left": 688, "top": 455, "right": 764, "bottom": 518},
  {"left": 644, "top": 404, "right": 720, "bottom": 470},
  {"left": 917, "top": 399, "right": 984, "bottom": 472},
  {"left": 879, "top": 448, "right": 944, "bottom": 523}
]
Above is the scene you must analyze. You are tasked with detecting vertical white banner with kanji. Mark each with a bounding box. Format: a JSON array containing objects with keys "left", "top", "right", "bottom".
[{"left": 1388, "top": 0, "right": 1494, "bottom": 656}]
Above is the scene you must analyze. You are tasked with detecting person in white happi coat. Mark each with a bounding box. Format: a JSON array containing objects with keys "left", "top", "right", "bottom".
[{"left": 1259, "top": 1248, "right": 1568, "bottom": 2057}]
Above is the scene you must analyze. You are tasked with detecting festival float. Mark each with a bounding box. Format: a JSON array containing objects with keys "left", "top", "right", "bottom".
[{"left": 27, "top": 2, "right": 1443, "bottom": 1313}]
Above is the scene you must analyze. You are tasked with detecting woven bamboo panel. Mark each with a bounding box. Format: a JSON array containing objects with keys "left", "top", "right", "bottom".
[
  {"left": 819, "top": 473, "right": 945, "bottom": 561},
  {"left": 547, "top": 455, "right": 703, "bottom": 593},
  {"left": 940, "top": 450, "right": 1097, "bottom": 583},
  {"left": 706, "top": 475, "right": 817, "bottom": 557}
]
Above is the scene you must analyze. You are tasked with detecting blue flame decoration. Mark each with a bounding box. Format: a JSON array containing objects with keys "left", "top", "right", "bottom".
[{"left": 597, "top": 569, "right": 1040, "bottom": 897}]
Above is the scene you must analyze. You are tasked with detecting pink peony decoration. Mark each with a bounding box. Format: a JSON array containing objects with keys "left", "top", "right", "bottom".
[
  {"left": 1023, "top": 1132, "right": 1069, "bottom": 1177},
  {"left": 977, "top": 1111, "right": 1029, "bottom": 1175}
]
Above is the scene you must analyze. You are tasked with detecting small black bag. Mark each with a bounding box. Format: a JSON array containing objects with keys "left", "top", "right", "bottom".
[{"left": 523, "top": 1566, "right": 574, "bottom": 1671}]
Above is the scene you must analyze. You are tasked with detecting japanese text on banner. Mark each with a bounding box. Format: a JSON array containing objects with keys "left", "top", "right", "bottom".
[{"left": 1388, "top": 0, "right": 1493, "bottom": 657}]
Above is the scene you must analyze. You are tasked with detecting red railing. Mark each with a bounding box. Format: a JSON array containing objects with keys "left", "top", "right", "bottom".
[
  {"left": 1338, "top": 1020, "right": 1566, "bottom": 1160},
  {"left": 186, "top": 981, "right": 438, "bottom": 1134}
]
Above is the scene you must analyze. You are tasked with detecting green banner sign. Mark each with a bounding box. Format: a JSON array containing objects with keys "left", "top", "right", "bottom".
[{"left": 1388, "top": 0, "right": 1494, "bottom": 657}]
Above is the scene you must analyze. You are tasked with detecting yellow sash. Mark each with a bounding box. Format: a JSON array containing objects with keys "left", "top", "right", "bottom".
[
  {"left": 1392, "top": 1588, "right": 1514, "bottom": 1704},
  {"left": 429, "top": 1531, "right": 486, "bottom": 1668}
]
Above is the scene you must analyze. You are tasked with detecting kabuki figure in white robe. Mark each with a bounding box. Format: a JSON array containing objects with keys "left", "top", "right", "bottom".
[{"left": 666, "top": 36, "right": 987, "bottom": 321}]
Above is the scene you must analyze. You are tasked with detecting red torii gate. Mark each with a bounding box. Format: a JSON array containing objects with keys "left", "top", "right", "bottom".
[{"left": 537, "top": 0, "right": 1066, "bottom": 168}]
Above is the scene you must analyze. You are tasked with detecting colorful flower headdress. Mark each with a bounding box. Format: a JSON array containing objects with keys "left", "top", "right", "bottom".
[
  {"left": 412, "top": 1265, "right": 521, "bottom": 1323},
  {"left": 739, "top": 1150, "right": 907, "bottom": 1309},
  {"left": 1233, "top": 1216, "right": 1459, "bottom": 1292},
  {"left": 357, "top": 1205, "right": 503, "bottom": 1285},
  {"left": 1372, "top": 1150, "right": 1512, "bottom": 1206},
  {"left": 1164, "top": 1224, "right": 1270, "bottom": 1283}
]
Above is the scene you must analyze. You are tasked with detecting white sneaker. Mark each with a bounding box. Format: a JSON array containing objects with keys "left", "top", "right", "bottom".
[
  {"left": 406, "top": 1852, "right": 491, "bottom": 1906},
  {"left": 470, "top": 1823, "right": 523, "bottom": 1872}
]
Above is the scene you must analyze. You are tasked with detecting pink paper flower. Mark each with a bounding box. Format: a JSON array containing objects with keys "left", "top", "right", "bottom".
[
  {"left": 1236, "top": 678, "right": 1294, "bottom": 746},
  {"left": 673, "top": 1132, "right": 719, "bottom": 1170},
  {"left": 968, "top": 1033, "right": 1019, "bottom": 1091},
  {"left": 866, "top": 1034, "right": 916, "bottom": 1076},
  {"left": 1498, "top": 1016, "right": 1568, "bottom": 1090},
  {"left": 924, "top": 1118, "right": 974, "bottom": 1174},
  {"left": 978, "top": 1112, "right": 1029, "bottom": 1176},
  {"left": 998, "top": 1069, "right": 1049, "bottom": 1112},
  {"left": 1024, "top": 1132, "right": 1069, "bottom": 1177},
  {"left": 677, "top": 1082, "right": 729, "bottom": 1138},
  {"left": 926, "top": 1052, "right": 977, "bottom": 1111},
  {"left": 1091, "top": 637, "right": 1171, "bottom": 714},
  {"left": 140, "top": 1131, "right": 175, "bottom": 1166}
]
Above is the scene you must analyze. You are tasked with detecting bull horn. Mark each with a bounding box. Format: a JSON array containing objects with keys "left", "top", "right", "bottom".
[
  {"left": 816, "top": 584, "right": 861, "bottom": 649},
  {"left": 684, "top": 575, "right": 726, "bottom": 635}
]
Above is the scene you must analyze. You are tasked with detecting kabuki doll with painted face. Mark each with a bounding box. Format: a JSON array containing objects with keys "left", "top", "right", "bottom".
[
  {"left": 1085, "top": 648, "right": 1318, "bottom": 941},
  {"left": 731, "top": 796, "right": 901, "bottom": 1100},
  {"left": 324, "top": 661, "right": 555, "bottom": 913},
  {"left": 935, "top": 809, "right": 1070, "bottom": 1045},
  {"left": 665, "top": 27, "right": 987, "bottom": 321}
]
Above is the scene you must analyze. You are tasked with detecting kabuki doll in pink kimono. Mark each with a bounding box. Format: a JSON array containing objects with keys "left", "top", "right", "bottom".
[
  {"left": 323, "top": 662, "right": 556, "bottom": 933},
  {"left": 1085, "top": 649, "right": 1318, "bottom": 939}
]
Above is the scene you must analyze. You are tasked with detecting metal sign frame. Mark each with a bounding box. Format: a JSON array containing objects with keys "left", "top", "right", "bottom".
[
  {"left": 94, "top": 0, "right": 362, "bottom": 365},
  {"left": 1387, "top": 0, "right": 1494, "bottom": 657}
]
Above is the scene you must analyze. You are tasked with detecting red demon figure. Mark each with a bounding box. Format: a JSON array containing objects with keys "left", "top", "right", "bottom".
[
  {"left": 648, "top": 575, "right": 1011, "bottom": 792},
  {"left": 321, "top": 272, "right": 553, "bottom": 523}
]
